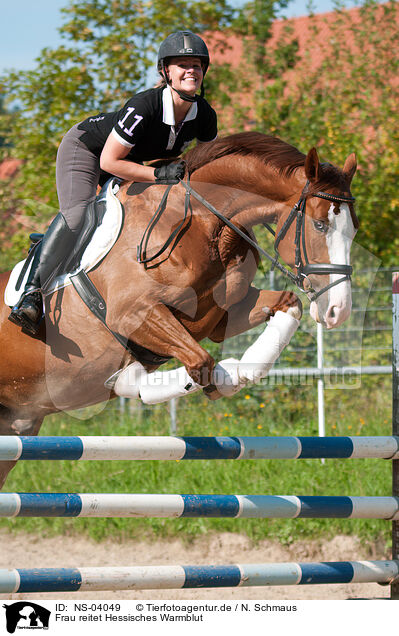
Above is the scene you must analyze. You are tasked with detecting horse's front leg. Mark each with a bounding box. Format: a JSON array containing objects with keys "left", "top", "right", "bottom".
[
  {"left": 108, "top": 302, "right": 214, "bottom": 404},
  {"left": 210, "top": 287, "right": 302, "bottom": 341},
  {"left": 205, "top": 287, "right": 302, "bottom": 400}
]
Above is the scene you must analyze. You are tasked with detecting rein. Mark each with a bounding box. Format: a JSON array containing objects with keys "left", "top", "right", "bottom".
[
  {"left": 137, "top": 184, "right": 192, "bottom": 265},
  {"left": 136, "top": 177, "right": 355, "bottom": 302}
]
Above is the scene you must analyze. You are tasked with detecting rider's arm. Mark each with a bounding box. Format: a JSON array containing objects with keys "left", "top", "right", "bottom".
[{"left": 100, "top": 133, "right": 156, "bottom": 182}]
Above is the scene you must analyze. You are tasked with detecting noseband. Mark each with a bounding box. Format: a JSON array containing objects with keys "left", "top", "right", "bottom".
[{"left": 270, "top": 181, "right": 356, "bottom": 301}]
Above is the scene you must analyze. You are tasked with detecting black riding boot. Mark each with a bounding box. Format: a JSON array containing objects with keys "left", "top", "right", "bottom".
[
  {"left": 8, "top": 214, "right": 75, "bottom": 334},
  {"left": 8, "top": 242, "right": 43, "bottom": 330}
]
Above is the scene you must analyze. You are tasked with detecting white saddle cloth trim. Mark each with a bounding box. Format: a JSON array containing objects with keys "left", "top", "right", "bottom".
[{"left": 4, "top": 179, "right": 123, "bottom": 307}]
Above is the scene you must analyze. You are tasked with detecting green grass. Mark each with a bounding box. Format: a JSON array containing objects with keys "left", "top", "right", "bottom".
[{"left": 0, "top": 376, "right": 393, "bottom": 551}]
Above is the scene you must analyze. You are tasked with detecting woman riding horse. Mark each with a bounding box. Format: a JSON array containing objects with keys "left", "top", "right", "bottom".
[
  {"left": 9, "top": 30, "right": 217, "bottom": 334},
  {"left": 0, "top": 129, "right": 357, "bottom": 489}
]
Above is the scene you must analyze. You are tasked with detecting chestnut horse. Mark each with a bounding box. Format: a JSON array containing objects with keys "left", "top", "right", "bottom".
[{"left": 0, "top": 132, "right": 357, "bottom": 488}]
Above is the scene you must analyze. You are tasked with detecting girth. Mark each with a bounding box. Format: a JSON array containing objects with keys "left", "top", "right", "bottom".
[
  {"left": 66, "top": 182, "right": 172, "bottom": 366},
  {"left": 70, "top": 269, "right": 171, "bottom": 366}
]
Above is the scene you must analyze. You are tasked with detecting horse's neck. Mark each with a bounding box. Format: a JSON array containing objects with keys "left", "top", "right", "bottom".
[{"left": 191, "top": 154, "right": 304, "bottom": 228}]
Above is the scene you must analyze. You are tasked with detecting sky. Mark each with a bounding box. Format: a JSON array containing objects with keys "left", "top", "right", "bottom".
[{"left": 0, "top": 0, "right": 354, "bottom": 74}]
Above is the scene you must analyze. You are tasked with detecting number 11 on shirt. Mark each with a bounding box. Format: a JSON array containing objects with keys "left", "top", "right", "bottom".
[{"left": 118, "top": 107, "right": 144, "bottom": 138}]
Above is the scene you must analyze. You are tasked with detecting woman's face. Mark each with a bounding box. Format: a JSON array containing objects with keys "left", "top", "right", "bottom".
[{"left": 165, "top": 56, "right": 204, "bottom": 96}]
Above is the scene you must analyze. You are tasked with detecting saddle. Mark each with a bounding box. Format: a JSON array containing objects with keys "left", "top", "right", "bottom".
[
  {"left": 5, "top": 178, "right": 171, "bottom": 367},
  {"left": 5, "top": 179, "right": 124, "bottom": 308}
]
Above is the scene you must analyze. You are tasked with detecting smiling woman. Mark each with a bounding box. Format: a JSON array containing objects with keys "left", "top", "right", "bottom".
[
  {"left": 9, "top": 30, "right": 218, "bottom": 336},
  {"left": 164, "top": 57, "right": 204, "bottom": 119}
]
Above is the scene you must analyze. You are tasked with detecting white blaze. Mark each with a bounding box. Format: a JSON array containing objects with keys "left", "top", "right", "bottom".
[{"left": 324, "top": 202, "right": 355, "bottom": 328}]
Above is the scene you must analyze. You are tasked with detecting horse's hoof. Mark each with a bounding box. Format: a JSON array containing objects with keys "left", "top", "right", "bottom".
[{"left": 202, "top": 384, "right": 224, "bottom": 401}]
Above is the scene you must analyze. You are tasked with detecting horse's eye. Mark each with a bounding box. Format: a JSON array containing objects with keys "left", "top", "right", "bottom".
[{"left": 313, "top": 219, "right": 329, "bottom": 233}]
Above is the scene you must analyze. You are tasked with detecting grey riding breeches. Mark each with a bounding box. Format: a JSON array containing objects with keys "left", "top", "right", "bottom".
[{"left": 55, "top": 123, "right": 101, "bottom": 234}]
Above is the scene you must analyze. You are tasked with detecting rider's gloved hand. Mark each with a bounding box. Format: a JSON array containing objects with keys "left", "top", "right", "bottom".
[{"left": 154, "top": 161, "right": 186, "bottom": 184}]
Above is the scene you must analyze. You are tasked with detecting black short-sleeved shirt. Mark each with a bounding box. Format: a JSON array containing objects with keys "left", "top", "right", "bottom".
[{"left": 77, "top": 86, "right": 217, "bottom": 162}]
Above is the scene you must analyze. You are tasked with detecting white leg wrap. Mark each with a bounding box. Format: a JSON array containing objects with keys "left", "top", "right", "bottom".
[
  {"left": 139, "top": 367, "right": 201, "bottom": 404},
  {"left": 113, "top": 362, "right": 147, "bottom": 399},
  {"left": 212, "top": 358, "right": 243, "bottom": 397},
  {"left": 111, "top": 311, "right": 299, "bottom": 403},
  {"left": 238, "top": 310, "right": 300, "bottom": 384},
  {"left": 113, "top": 363, "right": 201, "bottom": 405}
]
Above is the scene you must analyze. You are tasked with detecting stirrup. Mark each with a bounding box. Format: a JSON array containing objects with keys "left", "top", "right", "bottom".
[
  {"left": 8, "top": 290, "right": 34, "bottom": 325},
  {"left": 8, "top": 289, "right": 43, "bottom": 334},
  {"left": 8, "top": 307, "right": 23, "bottom": 327}
]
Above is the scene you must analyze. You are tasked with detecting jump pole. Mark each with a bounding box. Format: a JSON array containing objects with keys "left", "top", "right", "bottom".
[
  {"left": 0, "top": 277, "right": 398, "bottom": 595},
  {"left": 392, "top": 272, "right": 399, "bottom": 599},
  {"left": 1, "top": 435, "right": 399, "bottom": 461},
  {"left": 1, "top": 561, "right": 398, "bottom": 594},
  {"left": 1, "top": 493, "right": 399, "bottom": 519}
]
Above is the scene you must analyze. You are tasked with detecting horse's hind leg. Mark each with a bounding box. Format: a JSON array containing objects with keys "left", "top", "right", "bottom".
[{"left": 0, "top": 405, "right": 44, "bottom": 490}]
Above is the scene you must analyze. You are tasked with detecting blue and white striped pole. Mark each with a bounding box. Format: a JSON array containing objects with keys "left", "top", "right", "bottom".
[
  {"left": 0, "top": 560, "right": 398, "bottom": 593},
  {"left": 1, "top": 493, "right": 399, "bottom": 519},
  {"left": 1, "top": 435, "right": 399, "bottom": 461}
]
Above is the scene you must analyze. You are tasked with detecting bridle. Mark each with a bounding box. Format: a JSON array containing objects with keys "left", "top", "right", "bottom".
[
  {"left": 137, "top": 178, "right": 355, "bottom": 303},
  {"left": 268, "top": 180, "right": 356, "bottom": 301}
]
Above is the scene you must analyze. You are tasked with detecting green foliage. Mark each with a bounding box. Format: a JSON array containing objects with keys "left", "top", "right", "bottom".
[
  {"left": 2, "top": 0, "right": 397, "bottom": 266},
  {"left": 219, "top": 0, "right": 399, "bottom": 264},
  {"left": 0, "top": 96, "right": 9, "bottom": 149},
  {"left": 59, "top": 0, "right": 236, "bottom": 105},
  {"left": 0, "top": 0, "right": 241, "bottom": 269},
  {"left": 292, "top": 0, "right": 399, "bottom": 265}
]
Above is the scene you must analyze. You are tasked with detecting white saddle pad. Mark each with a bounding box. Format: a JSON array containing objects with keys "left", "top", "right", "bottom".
[{"left": 5, "top": 179, "right": 123, "bottom": 307}]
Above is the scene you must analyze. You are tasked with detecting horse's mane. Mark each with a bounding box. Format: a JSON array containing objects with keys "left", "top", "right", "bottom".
[{"left": 185, "top": 131, "right": 348, "bottom": 194}]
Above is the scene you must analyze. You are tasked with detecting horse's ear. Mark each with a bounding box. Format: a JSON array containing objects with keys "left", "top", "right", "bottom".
[
  {"left": 304, "top": 147, "right": 320, "bottom": 182},
  {"left": 343, "top": 152, "right": 357, "bottom": 185}
]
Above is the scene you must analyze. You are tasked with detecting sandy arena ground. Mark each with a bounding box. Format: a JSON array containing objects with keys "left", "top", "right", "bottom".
[{"left": 0, "top": 531, "right": 392, "bottom": 601}]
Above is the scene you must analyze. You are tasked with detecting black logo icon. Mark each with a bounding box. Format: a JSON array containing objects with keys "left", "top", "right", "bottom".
[{"left": 3, "top": 602, "right": 50, "bottom": 634}]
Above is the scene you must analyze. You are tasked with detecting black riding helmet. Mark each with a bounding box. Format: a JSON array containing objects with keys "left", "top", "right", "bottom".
[{"left": 157, "top": 30, "right": 210, "bottom": 102}]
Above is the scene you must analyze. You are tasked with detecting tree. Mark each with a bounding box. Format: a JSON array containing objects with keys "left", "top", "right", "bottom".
[
  {"left": 207, "top": 0, "right": 300, "bottom": 132},
  {"left": 278, "top": 0, "right": 399, "bottom": 264},
  {"left": 222, "top": 0, "right": 399, "bottom": 264},
  {"left": 0, "top": 0, "right": 242, "bottom": 269},
  {"left": 0, "top": 96, "right": 9, "bottom": 148},
  {"left": 58, "top": 0, "right": 237, "bottom": 106},
  {"left": 2, "top": 0, "right": 397, "bottom": 267}
]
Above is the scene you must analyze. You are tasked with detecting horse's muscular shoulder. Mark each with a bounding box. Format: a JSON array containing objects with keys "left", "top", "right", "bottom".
[{"left": 218, "top": 225, "right": 259, "bottom": 269}]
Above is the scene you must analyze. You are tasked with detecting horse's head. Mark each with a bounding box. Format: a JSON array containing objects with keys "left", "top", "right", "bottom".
[{"left": 275, "top": 147, "right": 358, "bottom": 329}]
